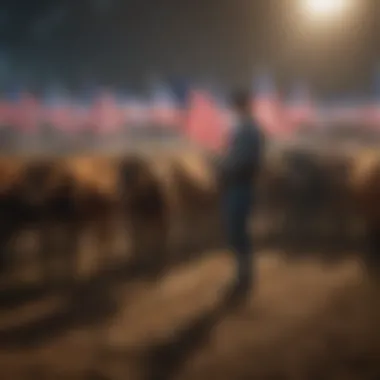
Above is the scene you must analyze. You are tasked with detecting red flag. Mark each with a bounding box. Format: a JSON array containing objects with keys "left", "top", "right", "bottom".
[
  {"left": 184, "top": 90, "right": 228, "bottom": 152},
  {"left": 149, "top": 84, "right": 180, "bottom": 128},
  {"left": 121, "top": 98, "right": 149, "bottom": 127},
  {"left": 89, "top": 92, "right": 123, "bottom": 134},
  {"left": 74, "top": 104, "right": 92, "bottom": 134},
  {"left": 54, "top": 105, "right": 76, "bottom": 133},
  {"left": 283, "top": 81, "right": 316, "bottom": 133},
  {"left": 14, "top": 92, "right": 41, "bottom": 134},
  {"left": 286, "top": 102, "right": 315, "bottom": 128},
  {"left": 253, "top": 94, "right": 291, "bottom": 137},
  {"left": 150, "top": 104, "right": 180, "bottom": 127},
  {"left": 43, "top": 100, "right": 76, "bottom": 134}
]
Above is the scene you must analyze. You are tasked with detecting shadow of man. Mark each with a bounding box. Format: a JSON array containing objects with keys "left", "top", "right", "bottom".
[{"left": 142, "top": 285, "right": 251, "bottom": 380}]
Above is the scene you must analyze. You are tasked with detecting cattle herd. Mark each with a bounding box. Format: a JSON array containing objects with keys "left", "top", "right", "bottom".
[
  {"left": 0, "top": 150, "right": 222, "bottom": 286},
  {"left": 0, "top": 142, "right": 379, "bottom": 288}
]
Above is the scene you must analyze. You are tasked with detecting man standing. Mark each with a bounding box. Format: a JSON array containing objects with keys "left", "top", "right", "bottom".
[{"left": 220, "top": 90, "right": 265, "bottom": 296}]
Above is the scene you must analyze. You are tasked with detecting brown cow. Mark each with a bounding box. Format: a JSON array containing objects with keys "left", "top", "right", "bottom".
[
  {"left": 0, "top": 156, "right": 82, "bottom": 284},
  {"left": 165, "top": 151, "right": 224, "bottom": 253},
  {"left": 259, "top": 147, "right": 356, "bottom": 246},
  {"left": 54, "top": 155, "right": 121, "bottom": 282},
  {"left": 0, "top": 154, "right": 123, "bottom": 286},
  {"left": 170, "top": 152, "right": 219, "bottom": 216},
  {"left": 117, "top": 154, "right": 170, "bottom": 276},
  {"left": 317, "top": 152, "right": 357, "bottom": 243},
  {"left": 0, "top": 156, "right": 26, "bottom": 273},
  {"left": 15, "top": 157, "right": 72, "bottom": 283},
  {"left": 116, "top": 149, "right": 226, "bottom": 273},
  {"left": 349, "top": 150, "right": 380, "bottom": 279},
  {"left": 254, "top": 148, "right": 290, "bottom": 240}
]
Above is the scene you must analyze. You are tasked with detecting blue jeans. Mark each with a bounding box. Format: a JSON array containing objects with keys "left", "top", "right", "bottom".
[{"left": 222, "top": 183, "right": 254, "bottom": 286}]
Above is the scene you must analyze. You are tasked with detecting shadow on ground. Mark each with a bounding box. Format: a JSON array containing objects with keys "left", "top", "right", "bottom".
[
  {"left": 0, "top": 254, "right": 165, "bottom": 349},
  {"left": 141, "top": 285, "right": 246, "bottom": 380},
  {"left": 0, "top": 239, "right": 227, "bottom": 350}
]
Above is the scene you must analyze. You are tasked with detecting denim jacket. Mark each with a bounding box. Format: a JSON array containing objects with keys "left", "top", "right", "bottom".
[{"left": 220, "top": 117, "right": 264, "bottom": 185}]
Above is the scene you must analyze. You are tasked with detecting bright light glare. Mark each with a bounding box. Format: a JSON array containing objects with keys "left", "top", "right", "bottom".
[{"left": 302, "top": 0, "right": 348, "bottom": 18}]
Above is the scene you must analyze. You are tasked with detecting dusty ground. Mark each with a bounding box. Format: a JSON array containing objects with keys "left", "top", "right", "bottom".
[{"left": 0, "top": 247, "right": 379, "bottom": 380}]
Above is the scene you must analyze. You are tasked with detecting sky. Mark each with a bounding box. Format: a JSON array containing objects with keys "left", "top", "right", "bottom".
[{"left": 0, "top": 0, "right": 379, "bottom": 96}]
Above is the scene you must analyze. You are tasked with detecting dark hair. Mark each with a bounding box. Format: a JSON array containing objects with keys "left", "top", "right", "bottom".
[{"left": 231, "top": 90, "right": 252, "bottom": 110}]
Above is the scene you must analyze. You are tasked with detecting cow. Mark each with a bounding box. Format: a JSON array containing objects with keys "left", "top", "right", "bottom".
[
  {"left": 316, "top": 153, "right": 357, "bottom": 244},
  {"left": 0, "top": 154, "right": 124, "bottom": 286},
  {"left": 255, "top": 145, "right": 356, "bottom": 247},
  {"left": 349, "top": 149, "right": 380, "bottom": 279},
  {"left": 0, "top": 156, "right": 83, "bottom": 284},
  {"left": 54, "top": 155, "right": 121, "bottom": 282},
  {"left": 166, "top": 151, "right": 224, "bottom": 254},
  {"left": 260, "top": 148, "right": 325, "bottom": 245},
  {"left": 118, "top": 154, "right": 170, "bottom": 277},
  {"left": 0, "top": 156, "right": 26, "bottom": 273},
  {"left": 254, "top": 148, "right": 295, "bottom": 241}
]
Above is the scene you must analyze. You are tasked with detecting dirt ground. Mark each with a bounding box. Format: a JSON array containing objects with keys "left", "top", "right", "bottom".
[{"left": 0, "top": 245, "right": 379, "bottom": 380}]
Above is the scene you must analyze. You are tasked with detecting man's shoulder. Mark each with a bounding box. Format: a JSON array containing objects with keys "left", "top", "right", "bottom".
[
  {"left": 245, "top": 121, "right": 262, "bottom": 138},
  {"left": 250, "top": 120, "right": 265, "bottom": 139},
  {"left": 250, "top": 117, "right": 263, "bottom": 131},
  {"left": 231, "top": 118, "right": 264, "bottom": 138}
]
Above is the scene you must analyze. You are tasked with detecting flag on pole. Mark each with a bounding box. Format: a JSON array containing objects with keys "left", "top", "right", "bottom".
[
  {"left": 325, "top": 96, "right": 371, "bottom": 128},
  {"left": 42, "top": 85, "right": 75, "bottom": 133},
  {"left": 68, "top": 96, "right": 89, "bottom": 135},
  {"left": 115, "top": 90, "right": 129, "bottom": 128},
  {"left": 76, "top": 84, "right": 99, "bottom": 135},
  {"left": 149, "top": 81, "right": 179, "bottom": 127},
  {"left": 184, "top": 89, "right": 228, "bottom": 152},
  {"left": 285, "top": 80, "right": 315, "bottom": 130},
  {"left": 90, "top": 90, "right": 123, "bottom": 135},
  {"left": 213, "top": 91, "right": 234, "bottom": 133},
  {"left": 169, "top": 77, "right": 190, "bottom": 109},
  {"left": 252, "top": 71, "right": 286, "bottom": 137},
  {"left": 119, "top": 94, "right": 149, "bottom": 128},
  {"left": 15, "top": 90, "right": 41, "bottom": 134}
]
